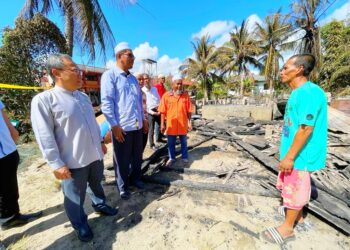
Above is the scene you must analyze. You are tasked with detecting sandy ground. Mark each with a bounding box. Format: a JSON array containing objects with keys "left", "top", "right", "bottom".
[{"left": 0, "top": 134, "right": 349, "bottom": 250}]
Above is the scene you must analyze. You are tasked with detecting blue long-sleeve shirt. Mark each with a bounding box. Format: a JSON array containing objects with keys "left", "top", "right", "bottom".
[{"left": 100, "top": 66, "right": 144, "bottom": 131}]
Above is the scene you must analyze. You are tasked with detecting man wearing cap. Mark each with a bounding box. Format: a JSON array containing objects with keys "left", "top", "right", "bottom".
[
  {"left": 142, "top": 73, "right": 161, "bottom": 150},
  {"left": 31, "top": 54, "right": 117, "bottom": 242},
  {"left": 101, "top": 42, "right": 148, "bottom": 200},
  {"left": 154, "top": 74, "right": 166, "bottom": 99},
  {"left": 158, "top": 75, "right": 193, "bottom": 167}
]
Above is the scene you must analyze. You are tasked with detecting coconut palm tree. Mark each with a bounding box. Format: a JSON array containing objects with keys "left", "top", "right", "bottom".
[
  {"left": 181, "top": 36, "right": 220, "bottom": 101},
  {"left": 20, "top": 0, "right": 127, "bottom": 61},
  {"left": 255, "top": 11, "right": 295, "bottom": 96},
  {"left": 220, "top": 20, "right": 261, "bottom": 96},
  {"left": 290, "top": 0, "right": 335, "bottom": 79}
]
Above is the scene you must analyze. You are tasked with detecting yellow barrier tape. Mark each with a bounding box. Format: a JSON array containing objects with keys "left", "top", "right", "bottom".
[{"left": 0, "top": 83, "right": 50, "bottom": 90}]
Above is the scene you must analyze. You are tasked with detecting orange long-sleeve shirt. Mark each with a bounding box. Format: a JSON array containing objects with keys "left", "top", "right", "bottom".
[{"left": 158, "top": 91, "right": 193, "bottom": 135}]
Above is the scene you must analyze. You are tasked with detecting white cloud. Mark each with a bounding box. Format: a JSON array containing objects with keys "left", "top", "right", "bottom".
[
  {"left": 192, "top": 20, "right": 235, "bottom": 39},
  {"left": 133, "top": 42, "right": 158, "bottom": 61},
  {"left": 105, "top": 42, "right": 182, "bottom": 76},
  {"left": 215, "top": 32, "right": 231, "bottom": 47},
  {"left": 246, "top": 14, "right": 263, "bottom": 33},
  {"left": 321, "top": 0, "right": 350, "bottom": 25},
  {"left": 212, "top": 14, "right": 263, "bottom": 47},
  {"left": 157, "top": 55, "right": 182, "bottom": 75},
  {"left": 105, "top": 60, "right": 115, "bottom": 69}
]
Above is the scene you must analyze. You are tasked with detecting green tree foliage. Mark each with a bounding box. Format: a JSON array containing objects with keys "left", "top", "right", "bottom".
[
  {"left": 0, "top": 14, "right": 67, "bottom": 135},
  {"left": 255, "top": 10, "right": 294, "bottom": 95},
  {"left": 181, "top": 36, "right": 220, "bottom": 100},
  {"left": 211, "top": 74, "right": 228, "bottom": 100},
  {"left": 320, "top": 20, "right": 350, "bottom": 92},
  {"left": 219, "top": 20, "right": 261, "bottom": 96},
  {"left": 290, "top": 0, "right": 333, "bottom": 79},
  {"left": 20, "top": 0, "right": 123, "bottom": 61}
]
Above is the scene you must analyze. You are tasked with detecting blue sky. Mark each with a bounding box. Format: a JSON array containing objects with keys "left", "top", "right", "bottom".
[{"left": 1, "top": 0, "right": 349, "bottom": 74}]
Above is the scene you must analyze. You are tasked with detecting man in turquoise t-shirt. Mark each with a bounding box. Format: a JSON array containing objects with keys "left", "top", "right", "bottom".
[{"left": 261, "top": 54, "right": 327, "bottom": 245}]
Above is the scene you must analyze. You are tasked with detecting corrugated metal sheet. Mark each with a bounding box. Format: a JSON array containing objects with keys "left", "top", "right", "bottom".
[{"left": 328, "top": 106, "right": 350, "bottom": 134}]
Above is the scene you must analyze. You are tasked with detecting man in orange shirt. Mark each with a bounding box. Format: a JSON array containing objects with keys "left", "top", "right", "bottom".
[{"left": 158, "top": 75, "right": 193, "bottom": 167}]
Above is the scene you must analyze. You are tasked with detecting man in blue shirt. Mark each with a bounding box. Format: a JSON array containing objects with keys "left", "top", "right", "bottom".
[
  {"left": 0, "top": 100, "right": 42, "bottom": 231},
  {"left": 261, "top": 54, "right": 327, "bottom": 245},
  {"left": 101, "top": 42, "right": 148, "bottom": 200}
]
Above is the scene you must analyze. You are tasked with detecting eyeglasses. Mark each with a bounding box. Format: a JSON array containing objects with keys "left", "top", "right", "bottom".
[
  {"left": 121, "top": 53, "right": 135, "bottom": 59},
  {"left": 58, "top": 68, "right": 82, "bottom": 75}
]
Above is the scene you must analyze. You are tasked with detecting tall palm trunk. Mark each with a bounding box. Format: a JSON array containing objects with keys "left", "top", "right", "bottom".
[
  {"left": 64, "top": 1, "right": 74, "bottom": 56},
  {"left": 269, "top": 53, "right": 277, "bottom": 99},
  {"left": 240, "top": 73, "right": 244, "bottom": 97},
  {"left": 203, "top": 76, "right": 209, "bottom": 101},
  {"left": 312, "top": 29, "right": 322, "bottom": 80}
]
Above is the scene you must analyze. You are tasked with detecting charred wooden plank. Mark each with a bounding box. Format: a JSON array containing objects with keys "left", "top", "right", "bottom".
[
  {"left": 160, "top": 165, "right": 270, "bottom": 180},
  {"left": 142, "top": 175, "right": 280, "bottom": 198}
]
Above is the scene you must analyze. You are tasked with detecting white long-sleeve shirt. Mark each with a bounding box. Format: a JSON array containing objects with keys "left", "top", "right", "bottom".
[
  {"left": 142, "top": 86, "right": 160, "bottom": 115},
  {"left": 31, "top": 86, "right": 103, "bottom": 170},
  {"left": 0, "top": 100, "right": 17, "bottom": 158}
]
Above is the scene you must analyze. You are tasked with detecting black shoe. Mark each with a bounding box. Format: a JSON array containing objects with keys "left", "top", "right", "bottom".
[
  {"left": 133, "top": 181, "right": 145, "bottom": 190},
  {"left": 93, "top": 204, "right": 118, "bottom": 216},
  {"left": 150, "top": 145, "right": 159, "bottom": 151},
  {"left": 120, "top": 190, "right": 131, "bottom": 200},
  {"left": 75, "top": 224, "right": 93, "bottom": 242},
  {"left": 1, "top": 211, "right": 43, "bottom": 230}
]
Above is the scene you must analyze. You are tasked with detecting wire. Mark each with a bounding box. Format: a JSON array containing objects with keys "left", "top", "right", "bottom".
[{"left": 135, "top": 1, "right": 157, "bottom": 20}]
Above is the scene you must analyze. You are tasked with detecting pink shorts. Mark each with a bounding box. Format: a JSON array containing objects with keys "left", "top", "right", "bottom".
[{"left": 276, "top": 169, "right": 311, "bottom": 210}]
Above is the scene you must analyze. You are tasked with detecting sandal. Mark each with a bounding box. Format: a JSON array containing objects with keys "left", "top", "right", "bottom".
[{"left": 260, "top": 227, "right": 296, "bottom": 245}]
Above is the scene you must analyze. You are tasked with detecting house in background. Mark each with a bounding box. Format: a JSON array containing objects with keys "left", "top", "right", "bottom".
[{"left": 251, "top": 74, "right": 267, "bottom": 95}]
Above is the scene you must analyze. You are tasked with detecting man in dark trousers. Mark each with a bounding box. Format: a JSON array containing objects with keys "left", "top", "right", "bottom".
[
  {"left": 0, "top": 101, "right": 42, "bottom": 231},
  {"left": 31, "top": 54, "right": 117, "bottom": 242},
  {"left": 142, "top": 73, "right": 161, "bottom": 150},
  {"left": 101, "top": 42, "right": 148, "bottom": 200}
]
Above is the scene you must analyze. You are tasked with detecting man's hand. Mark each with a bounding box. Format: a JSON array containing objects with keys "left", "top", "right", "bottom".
[
  {"left": 2, "top": 110, "right": 20, "bottom": 143},
  {"left": 112, "top": 125, "right": 126, "bottom": 143},
  {"left": 154, "top": 112, "right": 160, "bottom": 116},
  {"left": 161, "top": 124, "right": 166, "bottom": 134},
  {"left": 279, "top": 157, "right": 294, "bottom": 173},
  {"left": 53, "top": 166, "right": 71, "bottom": 180},
  {"left": 101, "top": 142, "right": 107, "bottom": 154},
  {"left": 10, "top": 128, "right": 20, "bottom": 143},
  {"left": 104, "top": 131, "right": 112, "bottom": 144},
  {"left": 143, "top": 119, "right": 149, "bottom": 134},
  {"left": 188, "top": 121, "right": 192, "bottom": 132}
]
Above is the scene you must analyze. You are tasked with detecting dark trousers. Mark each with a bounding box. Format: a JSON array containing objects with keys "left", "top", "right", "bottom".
[
  {"left": 0, "top": 150, "right": 20, "bottom": 218},
  {"left": 167, "top": 135, "right": 188, "bottom": 160},
  {"left": 112, "top": 129, "right": 143, "bottom": 192},
  {"left": 142, "top": 131, "right": 148, "bottom": 153},
  {"left": 148, "top": 114, "right": 161, "bottom": 146},
  {"left": 61, "top": 160, "right": 106, "bottom": 229}
]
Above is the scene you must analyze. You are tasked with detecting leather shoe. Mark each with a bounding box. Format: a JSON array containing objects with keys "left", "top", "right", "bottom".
[
  {"left": 76, "top": 224, "right": 93, "bottom": 242},
  {"left": 1, "top": 211, "right": 42, "bottom": 230},
  {"left": 120, "top": 190, "right": 131, "bottom": 200},
  {"left": 93, "top": 204, "right": 118, "bottom": 216}
]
